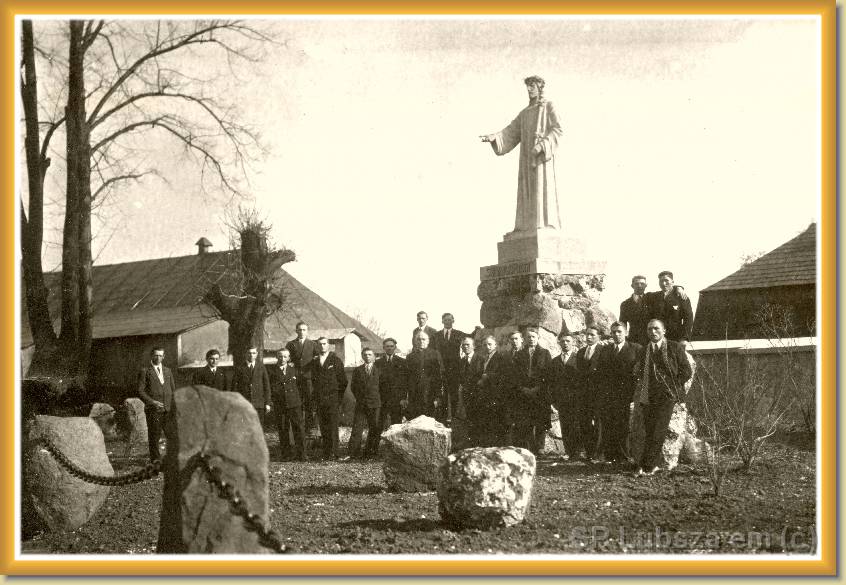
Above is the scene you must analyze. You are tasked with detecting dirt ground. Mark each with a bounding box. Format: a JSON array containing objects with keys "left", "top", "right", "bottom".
[{"left": 22, "top": 432, "right": 816, "bottom": 555}]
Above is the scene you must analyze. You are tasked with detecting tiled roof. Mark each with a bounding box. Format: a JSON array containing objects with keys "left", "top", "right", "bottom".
[
  {"left": 702, "top": 224, "right": 816, "bottom": 291},
  {"left": 20, "top": 250, "right": 383, "bottom": 347}
]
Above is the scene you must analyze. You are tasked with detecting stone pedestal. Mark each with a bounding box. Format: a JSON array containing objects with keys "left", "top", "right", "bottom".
[{"left": 478, "top": 229, "right": 612, "bottom": 352}]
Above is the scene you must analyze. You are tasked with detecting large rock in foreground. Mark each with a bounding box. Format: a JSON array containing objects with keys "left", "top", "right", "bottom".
[
  {"left": 24, "top": 415, "right": 113, "bottom": 532},
  {"left": 381, "top": 416, "right": 451, "bottom": 492},
  {"left": 438, "top": 447, "right": 536, "bottom": 529},
  {"left": 157, "top": 385, "right": 273, "bottom": 553}
]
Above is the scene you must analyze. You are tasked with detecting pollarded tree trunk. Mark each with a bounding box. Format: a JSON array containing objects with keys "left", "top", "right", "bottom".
[
  {"left": 204, "top": 222, "right": 295, "bottom": 365},
  {"left": 20, "top": 19, "right": 60, "bottom": 374}
]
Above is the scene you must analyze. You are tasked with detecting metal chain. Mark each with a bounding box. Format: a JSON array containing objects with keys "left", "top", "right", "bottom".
[
  {"left": 38, "top": 437, "right": 161, "bottom": 486},
  {"left": 197, "top": 452, "right": 288, "bottom": 554}
]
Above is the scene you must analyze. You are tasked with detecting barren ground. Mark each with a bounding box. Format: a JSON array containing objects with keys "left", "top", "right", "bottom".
[{"left": 23, "top": 431, "right": 816, "bottom": 555}]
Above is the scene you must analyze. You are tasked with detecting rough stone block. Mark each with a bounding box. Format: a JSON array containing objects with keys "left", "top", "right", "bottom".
[
  {"left": 381, "top": 416, "right": 451, "bottom": 492},
  {"left": 438, "top": 447, "right": 536, "bottom": 529},
  {"left": 24, "top": 416, "right": 113, "bottom": 532},
  {"left": 157, "top": 386, "right": 272, "bottom": 553}
]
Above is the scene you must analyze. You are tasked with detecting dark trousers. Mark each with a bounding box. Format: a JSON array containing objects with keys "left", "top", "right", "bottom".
[
  {"left": 639, "top": 395, "right": 676, "bottom": 470},
  {"left": 349, "top": 405, "right": 381, "bottom": 457},
  {"left": 274, "top": 403, "right": 305, "bottom": 459},
  {"left": 444, "top": 375, "right": 460, "bottom": 421},
  {"left": 379, "top": 400, "right": 404, "bottom": 431},
  {"left": 316, "top": 399, "right": 340, "bottom": 459},
  {"left": 299, "top": 378, "right": 316, "bottom": 431},
  {"left": 603, "top": 397, "right": 632, "bottom": 462},
  {"left": 577, "top": 391, "right": 600, "bottom": 458},
  {"left": 144, "top": 407, "right": 165, "bottom": 462},
  {"left": 556, "top": 397, "right": 583, "bottom": 458}
]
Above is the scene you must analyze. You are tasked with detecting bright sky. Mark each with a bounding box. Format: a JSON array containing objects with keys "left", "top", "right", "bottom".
[{"left": 30, "top": 16, "right": 821, "bottom": 351}]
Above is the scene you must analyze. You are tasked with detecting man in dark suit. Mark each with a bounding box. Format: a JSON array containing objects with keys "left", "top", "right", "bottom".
[
  {"left": 348, "top": 348, "right": 382, "bottom": 459},
  {"left": 411, "top": 311, "right": 438, "bottom": 352},
  {"left": 619, "top": 275, "right": 651, "bottom": 347},
  {"left": 433, "top": 313, "right": 467, "bottom": 424},
  {"left": 268, "top": 348, "right": 306, "bottom": 461},
  {"left": 604, "top": 322, "right": 643, "bottom": 465},
  {"left": 575, "top": 326, "right": 609, "bottom": 462},
  {"left": 137, "top": 347, "right": 176, "bottom": 462},
  {"left": 454, "top": 336, "right": 485, "bottom": 447},
  {"left": 405, "top": 330, "right": 444, "bottom": 420},
  {"left": 286, "top": 322, "right": 320, "bottom": 434},
  {"left": 375, "top": 337, "right": 408, "bottom": 430},
  {"left": 192, "top": 348, "right": 228, "bottom": 391},
  {"left": 476, "top": 335, "right": 512, "bottom": 446},
  {"left": 233, "top": 346, "right": 271, "bottom": 426},
  {"left": 633, "top": 319, "right": 693, "bottom": 477},
  {"left": 648, "top": 271, "right": 695, "bottom": 344},
  {"left": 511, "top": 328, "right": 553, "bottom": 455},
  {"left": 309, "top": 337, "right": 349, "bottom": 460},
  {"left": 545, "top": 334, "right": 581, "bottom": 459}
]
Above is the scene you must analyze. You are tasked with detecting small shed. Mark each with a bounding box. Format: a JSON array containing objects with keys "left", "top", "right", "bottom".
[{"left": 691, "top": 223, "right": 816, "bottom": 341}]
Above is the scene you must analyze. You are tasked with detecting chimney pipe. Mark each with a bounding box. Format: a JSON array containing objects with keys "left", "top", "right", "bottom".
[{"left": 195, "top": 237, "right": 213, "bottom": 255}]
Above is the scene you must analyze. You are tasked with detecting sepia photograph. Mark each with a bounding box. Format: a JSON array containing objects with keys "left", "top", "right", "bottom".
[{"left": 8, "top": 1, "right": 835, "bottom": 576}]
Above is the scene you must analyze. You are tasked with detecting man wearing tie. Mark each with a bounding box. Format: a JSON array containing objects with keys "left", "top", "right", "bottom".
[
  {"left": 633, "top": 319, "right": 693, "bottom": 477},
  {"left": 411, "top": 311, "right": 439, "bottom": 351},
  {"left": 286, "top": 322, "right": 320, "bottom": 434},
  {"left": 545, "top": 334, "right": 581, "bottom": 459},
  {"left": 405, "top": 331, "right": 444, "bottom": 420},
  {"left": 269, "top": 348, "right": 306, "bottom": 461},
  {"left": 604, "top": 322, "right": 643, "bottom": 465},
  {"left": 511, "top": 328, "right": 553, "bottom": 454},
  {"left": 375, "top": 338, "right": 408, "bottom": 430},
  {"left": 434, "top": 313, "right": 467, "bottom": 424},
  {"left": 137, "top": 347, "right": 176, "bottom": 462},
  {"left": 234, "top": 346, "right": 271, "bottom": 426},
  {"left": 309, "top": 337, "right": 349, "bottom": 460},
  {"left": 349, "top": 348, "right": 382, "bottom": 459},
  {"left": 575, "top": 326, "right": 608, "bottom": 462},
  {"left": 455, "top": 336, "right": 485, "bottom": 447},
  {"left": 477, "top": 335, "right": 511, "bottom": 446},
  {"left": 192, "top": 348, "right": 228, "bottom": 391}
]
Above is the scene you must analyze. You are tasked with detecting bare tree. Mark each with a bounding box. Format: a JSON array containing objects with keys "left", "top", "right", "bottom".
[
  {"left": 21, "top": 19, "right": 274, "bottom": 391},
  {"left": 203, "top": 208, "right": 295, "bottom": 362}
]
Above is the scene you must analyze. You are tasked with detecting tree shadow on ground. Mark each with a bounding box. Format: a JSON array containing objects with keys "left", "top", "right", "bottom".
[
  {"left": 336, "top": 517, "right": 442, "bottom": 533},
  {"left": 286, "top": 484, "right": 386, "bottom": 496}
]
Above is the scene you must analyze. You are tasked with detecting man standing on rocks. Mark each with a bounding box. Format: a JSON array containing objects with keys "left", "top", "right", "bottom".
[
  {"left": 137, "top": 347, "right": 176, "bottom": 463},
  {"left": 411, "top": 311, "right": 438, "bottom": 351},
  {"left": 309, "top": 337, "right": 349, "bottom": 460},
  {"left": 621, "top": 274, "right": 691, "bottom": 347},
  {"left": 405, "top": 331, "right": 444, "bottom": 421},
  {"left": 234, "top": 346, "right": 271, "bottom": 427},
  {"left": 633, "top": 319, "right": 693, "bottom": 477},
  {"left": 511, "top": 328, "right": 553, "bottom": 455},
  {"left": 269, "top": 348, "right": 306, "bottom": 461},
  {"left": 545, "top": 334, "right": 581, "bottom": 459},
  {"left": 433, "top": 313, "right": 467, "bottom": 425},
  {"left": 192, "top": 349, "right": 228, "bottom": 391},
  {"left": 649, "top": 271, "right": 694, "bottom": 346},
  {"left": 603, "top": 322, "right": 643, "bottom": 465},
  {"left": 349, "top": 348, "right": 382, "bottom": 459},
  {"left": 286, "top": 322, "right": 320, "bottom": 436},
  {"left": 376, "top": 338, "right": 408, "bottom": 429}
]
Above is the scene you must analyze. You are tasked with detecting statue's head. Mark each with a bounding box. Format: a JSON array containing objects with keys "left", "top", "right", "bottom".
[{"left": 524, "top": 75, "right": 545, "bottom": 100}]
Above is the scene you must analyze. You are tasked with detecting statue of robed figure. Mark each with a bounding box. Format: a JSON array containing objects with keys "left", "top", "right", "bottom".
[{"left": 481, "top": 75, "right": 563, "bottom": 233}]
